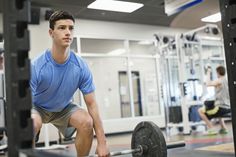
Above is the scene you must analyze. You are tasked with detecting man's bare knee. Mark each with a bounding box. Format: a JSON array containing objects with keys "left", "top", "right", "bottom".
[
  {"left": 198, "top": 108, "right": 204, "bottom": 114},
  {"left": 32, "top": 113, "right": 42, "bottom": 133},
  {"left": 81, "top": 114, "right": 93, "bottom": 131},
  {"left": 70, "top": 111, "right": 94, "bottom": 131}
]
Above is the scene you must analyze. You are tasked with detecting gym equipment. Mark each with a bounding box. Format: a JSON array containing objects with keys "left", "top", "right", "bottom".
[
  {"left": 3, "top": 0, "right": 34, "bottom": 156},
  {"left": 220, "top": 0, "right": 236, "bottom": 153},
  {"left": 87, "top": 121, "right": 185, "bottom": 157},
  {"left": 20, "top": 121, "right": 185, "bottom": 157},
  {"left": 131, "top": 121, "right": 167, "bottom": 157}
]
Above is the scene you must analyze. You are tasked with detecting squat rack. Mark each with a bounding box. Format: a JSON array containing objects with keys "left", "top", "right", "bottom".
[
  {"left": 3, "top": 0, "right": 33, "bottom": 156},
  {"left": 220, "top": 0, "right": 236, "bottom": 154}
]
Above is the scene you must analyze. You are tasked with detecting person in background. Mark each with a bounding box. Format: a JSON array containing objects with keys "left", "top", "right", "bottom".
[
  {"left": 198, "top": 65, "right": 231, "bottom": 135},
  {"left": 30, "top": 10, "right": 110, "bottom": 156},
  {"left": 200, "top": 65, "right": 215, "bottom": 103}
]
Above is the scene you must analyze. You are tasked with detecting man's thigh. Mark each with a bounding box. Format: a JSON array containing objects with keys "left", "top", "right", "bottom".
[
  {"left": 31, "top": 105, "right": 50, "bottom": 123},
  {"left": 50, "top": 103, "right": 81, "bottom": 138},
  {"left": 68, "top": 108, "right": 93, "bottom": 128}
]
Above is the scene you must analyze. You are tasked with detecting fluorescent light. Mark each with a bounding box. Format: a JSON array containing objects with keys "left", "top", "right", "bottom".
[
  {"left": 88, "top": 0, "right": 144, "bottom": 13},
  {"left": 108, "top": 48, "right": 126, "bottom": 55},
  {"left": 201, "top": 12, "right": 221, "bottom": 23}
]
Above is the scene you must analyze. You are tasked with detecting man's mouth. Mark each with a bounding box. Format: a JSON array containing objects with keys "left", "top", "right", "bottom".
[{"left": 63, "top": 38, "right": 71, "bottom": 42}]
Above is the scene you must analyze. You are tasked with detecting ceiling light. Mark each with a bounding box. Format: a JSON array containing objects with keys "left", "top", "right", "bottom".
[
  {"left": 201, "top": 12, "right": 221, "bottom": 23},
  {"left": 87, "top": 0, "right": 144, "bottom": 13},
  {"left": 108, "top": 49, "right": 126, "bottom": 55}
]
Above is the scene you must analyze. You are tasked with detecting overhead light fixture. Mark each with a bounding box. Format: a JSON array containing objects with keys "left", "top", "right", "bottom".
[
  {"left": 87, "top": 0, "right": 144, "bottom": 13},
  {"left": 108, "top": 48, "right": 126, "bottom": 55},
  {"left": 201, "top": 12, "right": 221, "bottom": 23}
]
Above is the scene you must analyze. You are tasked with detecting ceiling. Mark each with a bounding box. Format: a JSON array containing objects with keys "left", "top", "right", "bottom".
[{"left": 0, "top": 0, "right": 221, "bottom": 29}]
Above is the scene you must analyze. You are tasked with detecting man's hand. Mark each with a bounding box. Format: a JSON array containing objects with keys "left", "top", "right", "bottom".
[
  {"left": 207, "top": 66, "right": 212, "bottom": 73},
  {"left": 96, "top": 143, "right": 110, "bottom": 157}
]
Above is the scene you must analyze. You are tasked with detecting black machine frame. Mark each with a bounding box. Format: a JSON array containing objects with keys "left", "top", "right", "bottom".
[
  {"left": 3, "top": 0, "right": 34, "bottom": 156},
  {"left": 219, "top": 0, "right": 236, "bottom": 154},
  {"left": 2, "top": 0, "right": 236, "bottom": 156}
]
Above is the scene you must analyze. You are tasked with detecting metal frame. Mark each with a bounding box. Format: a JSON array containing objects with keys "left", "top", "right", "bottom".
[
  {"left": 3, "top": 0, "right": 34, "bottom": 156},
  {"left": 2, "top": 0, "right": 71, "bottom": 156},
  {"left": 219, "top": 0, "right": 236, "bottom": 153}
]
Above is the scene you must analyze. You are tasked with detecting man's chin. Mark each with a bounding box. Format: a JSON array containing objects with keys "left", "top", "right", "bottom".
[{"left": 62, "top": 43, "right": 71, "bottom": 48}]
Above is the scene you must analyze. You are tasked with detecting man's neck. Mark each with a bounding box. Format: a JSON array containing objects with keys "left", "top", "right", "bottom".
[
  {"left": 51, "top": 45, "right": 70, "bottom": 64},
  {"left": 218, "top": 75, "right": 224, "bottom": 79}
]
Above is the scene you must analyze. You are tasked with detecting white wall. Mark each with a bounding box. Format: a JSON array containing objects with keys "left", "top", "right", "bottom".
[
  {"left": 85, "top": 57, "right": 126, "bottom": 119},
  {"left": 28, "top": 19, "right": 187, "bottom": 58},
  {"left": 28, "top": 22, "right": 52, "bottom": 59}
]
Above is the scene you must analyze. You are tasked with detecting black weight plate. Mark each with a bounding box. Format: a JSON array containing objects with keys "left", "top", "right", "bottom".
[{"left": 131, "top": 121, "right": 167, "bottom": 157}]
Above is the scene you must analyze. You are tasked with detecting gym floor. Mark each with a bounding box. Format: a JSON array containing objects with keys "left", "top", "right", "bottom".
[{"left": 0, "top": 122, "right": 234, "bottom": 157}]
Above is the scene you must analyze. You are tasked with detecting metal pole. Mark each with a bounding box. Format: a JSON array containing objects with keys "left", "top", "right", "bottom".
[
  {"left": 176, "top": 34, "right": 191, "bottom": 134},
  {"left": 3, "top": 0, "right": 34, "bottom": 156},
  {"left": 125, "top": 40, "right": 135, "bottom": 117},
  {"left": 219, "top": 0, "right": 236, "bottom": 153}
]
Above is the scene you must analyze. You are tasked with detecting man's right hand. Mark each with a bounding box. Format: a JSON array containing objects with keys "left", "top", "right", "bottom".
[{"left": 96, "top": 143, "right": 110, "bottom": 157}]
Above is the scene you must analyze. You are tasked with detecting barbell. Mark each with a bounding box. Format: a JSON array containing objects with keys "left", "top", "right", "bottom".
[{"left": 88, "top": 121, "right": 185, "bottom": 157}]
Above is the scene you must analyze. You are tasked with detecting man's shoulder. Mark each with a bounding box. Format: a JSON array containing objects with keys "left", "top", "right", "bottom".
[
  {"left": 31, "top": 51, "right": 49, "bottom": 70},
  {"left": 70, "top": 52, "right": 88, "bottom": 68}
]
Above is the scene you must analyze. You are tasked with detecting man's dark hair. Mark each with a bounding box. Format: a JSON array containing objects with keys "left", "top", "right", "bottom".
[
  {"left": 49, "top": 10, "right": 75, "bottom": 29},
  {"left": 216, "top": 65, "right": 226, "bottom": 76}
]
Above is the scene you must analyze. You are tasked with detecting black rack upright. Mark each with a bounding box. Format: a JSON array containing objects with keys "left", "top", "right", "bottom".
[
  {"left": 219, "top": 0, "right": 236, "bottom": 153},
  {"left": 3, "top": 0, "right": 34, "bottom": 156}
]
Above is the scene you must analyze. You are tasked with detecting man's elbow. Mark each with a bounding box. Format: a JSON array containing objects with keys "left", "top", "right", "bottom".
[{"left": 205, "top": 82, "right": 211, "bottom": 86}]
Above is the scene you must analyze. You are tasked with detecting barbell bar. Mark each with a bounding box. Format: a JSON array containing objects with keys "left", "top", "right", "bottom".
[{"left": 88, "top": 121, "right": 185, "bottom": 157}]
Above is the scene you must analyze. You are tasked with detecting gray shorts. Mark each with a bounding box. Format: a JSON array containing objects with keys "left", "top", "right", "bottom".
[{"left": 32, "top": 103, "right": 80, "bottom": 138}]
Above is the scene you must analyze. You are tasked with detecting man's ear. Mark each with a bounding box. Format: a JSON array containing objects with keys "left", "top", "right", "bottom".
[{"left": 49, "top": 29, "right": 53, "bottom": 38}]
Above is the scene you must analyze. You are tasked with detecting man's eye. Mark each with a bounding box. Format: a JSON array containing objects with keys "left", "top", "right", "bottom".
[{"left": 59, "top": 26, "right": 65, "bottom": 29}]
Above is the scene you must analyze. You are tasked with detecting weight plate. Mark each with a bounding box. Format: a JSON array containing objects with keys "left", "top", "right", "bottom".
[{"left": 131, "top": 121, "right": 167, "bottom": 157}]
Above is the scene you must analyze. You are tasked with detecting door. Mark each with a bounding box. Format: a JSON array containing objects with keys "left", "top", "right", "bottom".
[{"left": 119, "top": 71, "right": 142, "bottom": 117}]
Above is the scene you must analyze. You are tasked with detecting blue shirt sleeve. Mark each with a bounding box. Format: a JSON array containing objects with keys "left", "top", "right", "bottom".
[{"left": 79, "top": 61, "right": 95, "bottom": 95}]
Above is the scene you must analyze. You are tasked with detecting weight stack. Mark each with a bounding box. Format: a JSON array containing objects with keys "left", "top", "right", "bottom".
[{"left": 168, "top": 106, "right": 183, "bottom": 123}]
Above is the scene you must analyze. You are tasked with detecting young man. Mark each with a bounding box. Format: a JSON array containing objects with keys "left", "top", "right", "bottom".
[
  {"left": 198, "top": 65, "right": 231, "bottom": 135},
  {"left": 30, "top": 10, "right": 110, "bottom": 157}
]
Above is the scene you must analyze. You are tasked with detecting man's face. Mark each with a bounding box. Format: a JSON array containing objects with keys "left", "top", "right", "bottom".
[{"left": 49, "top": 19, "right": 74, "bottom": 48}]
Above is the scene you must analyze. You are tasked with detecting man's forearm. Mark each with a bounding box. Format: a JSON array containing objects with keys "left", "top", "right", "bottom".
[
  {"left": 87, "top": 103, "right": 107, "bottom": 144},
  {"left": 206, "top": 70, "right": 211, "bottom": 86}
]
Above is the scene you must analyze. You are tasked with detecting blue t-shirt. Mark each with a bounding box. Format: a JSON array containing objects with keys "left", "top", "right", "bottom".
[{"left": 30, "top": 49, "right": 95, "bottom": 112}]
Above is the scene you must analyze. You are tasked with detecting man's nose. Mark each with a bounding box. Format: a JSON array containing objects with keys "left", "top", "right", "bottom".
[{"left": 65, "top": 28, "right": 71, "bottom": 35}]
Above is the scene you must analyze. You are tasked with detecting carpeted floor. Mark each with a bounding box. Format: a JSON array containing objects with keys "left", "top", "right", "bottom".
[
  {"left": 196, "top": 142, "right": 234, "bottom": 153},
  {"left": 168, "top": 149, "right": 235, "bottom": 157},
  {"left": 0, "top": 122, "right": 235, "bottom": 157}
]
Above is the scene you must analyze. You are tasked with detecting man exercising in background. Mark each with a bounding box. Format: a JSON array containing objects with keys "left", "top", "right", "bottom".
[
  {"left": 198, "top": 65, "right": 231, "bottom": 135},
  {"left": 30, "top": 10, "right": 110, "bottom": 157}
]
